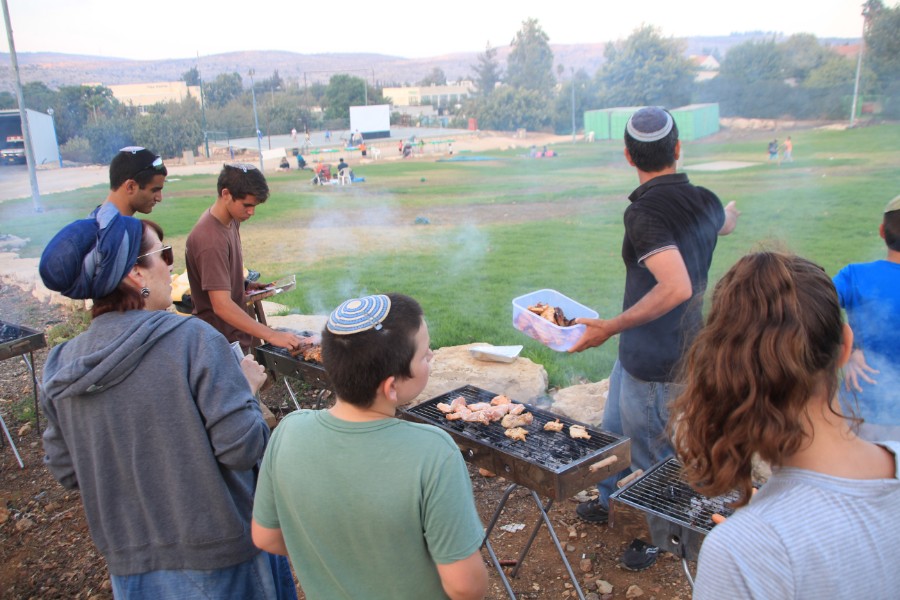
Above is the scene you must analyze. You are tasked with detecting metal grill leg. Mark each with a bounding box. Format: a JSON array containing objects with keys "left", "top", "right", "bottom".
[
  {"left": 481, "top": 483, "right": 586, "bottom": 600},
  {"left": 283, "top": 378, "right": 302, "bottom": 411},
  {"left": 681, "top": 557, "right": 695, "bottom": 589}
]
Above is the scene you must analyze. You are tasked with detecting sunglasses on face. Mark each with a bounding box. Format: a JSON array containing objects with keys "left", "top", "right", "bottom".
[{"left": 137, "top": 245, "right": 173, "bottom": 266}]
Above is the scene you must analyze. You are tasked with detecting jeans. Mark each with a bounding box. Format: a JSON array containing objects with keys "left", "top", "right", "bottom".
[
  {"left": 596, "top": 360, "right": 679, "bottom": 509},
  {"left": 110, "top": 552, "right": 296, "bottom": 600}
]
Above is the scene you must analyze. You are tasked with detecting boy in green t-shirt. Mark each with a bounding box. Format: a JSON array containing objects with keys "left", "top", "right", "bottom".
[{"left": 252, "top": 293, "right": 488, "bottom": 600}]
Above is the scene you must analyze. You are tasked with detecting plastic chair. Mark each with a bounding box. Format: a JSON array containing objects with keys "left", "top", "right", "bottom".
[{"left": 338, "top": 168, "right": 351, "bottom": 185}]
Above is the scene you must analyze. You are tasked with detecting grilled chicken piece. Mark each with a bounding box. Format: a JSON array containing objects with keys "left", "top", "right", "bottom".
[
  {"left": 436, "top": 402, "right": 453, "bottom": 414},
  {"left": 449, "top": 396, "right": 468, "bottom": 411},
  {"left": 483, "top": 404, "right": 511, "bottom": 422},
  {"left": 504, "top": 427, "right": 528, "bottom": 442},
  {"left": 569, "top": 425, "right": 591, "bottom": 440},
  {"left": 543, "top": 419, "right": 564, "bottom": 432},
  {"left": 462, "top": 409, "right": 491, "bottom": 425},
  {"left": 467, "top": 402, "right": 492, "bottom": 412},
  {"left": 501, "top": 412, "right": 534, "bottom": 429},
  {"left": 302, "top": 345, "right": 322, "bottom": 363},
  {"left": 490, "top": 394, "right": 511, "bottom": 406},
  {"left": 508, "top": 403, "right": 526, "bottom": 416},
  {"left": 527, "top": 302, "right": 551, "bottom": 315},
  {"left": 445, "top": 407, "right": 470, "bottom": 421}
]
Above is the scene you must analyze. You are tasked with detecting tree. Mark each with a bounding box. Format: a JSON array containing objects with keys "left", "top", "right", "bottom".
[
  {"left": 134, "top": 99, "right": 203, "bottom": 158},
  {"left": 182, "top": 67, "right": 201, "bottom": 86},
  {"left": 552, "top": 68, "right": 598, "bottom": 135},
  {"left": 204, "top": 72, "right": 243, "bottom": 108},
  {"left": 323, "top": 74, "right": 367, "bottom": 121},
  {"left": 505, "top": 18, "right": 555, "bottom": 93},
  {"left": 780, "top": 34, "right": 830, "bottom": 83},
  {"left": 711, "top": 39, "right": 789, "bottom": 118},
  {"left": 471, "top": 42, "right": 502, "bottom": 96},
  {"left": 83, "top": 114, "right": 136, "bottom": 163},
  {"left": 418, "top": 68, "right": 447, "bottom": 87},
  {"left": 0, "top": 91, "right": 15, "bottom": 110},
  {"left": 468, "top": 86, "right": 551, "bottom": 131},
  {"left": 863, "top": 0, "right": 900, "bottom": 114},
  {"left": 22, "top": 82, "right": 57, "bottom": 114},
  {"left": 596, "top": 25, "right": 696, "bottom": 109}
]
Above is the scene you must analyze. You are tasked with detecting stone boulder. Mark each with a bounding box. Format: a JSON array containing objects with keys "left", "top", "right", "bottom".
[
  {"left": 549, "top": 379, "right": 609, "bottom": 427},
  {"left": 412, "top": 343, "right": 548, "bottom": 406},
  {"left": 268, "top": 313, "right": 328, "bottom": 334}
]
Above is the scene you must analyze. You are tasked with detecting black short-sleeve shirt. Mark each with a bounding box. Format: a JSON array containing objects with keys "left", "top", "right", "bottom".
[{"left": 618, "top": 173, "right": 725, "bottom": 382}]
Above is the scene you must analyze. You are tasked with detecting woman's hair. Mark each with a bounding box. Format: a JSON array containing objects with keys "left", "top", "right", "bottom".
[
  {"left": 669, "top": 252, "right": 845, "bottom": 506},
  {"left": 91, "top": 220, "right": 164, "bottom": 318}
]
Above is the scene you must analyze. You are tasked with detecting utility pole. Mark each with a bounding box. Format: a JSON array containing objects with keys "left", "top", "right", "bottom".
[
  {"left": 849, "top": 11, "right": 865, "bottom": 127},
  {"left": 2, "top": 0, "right": 42, "bottom": 212},
  {"left": 248, "top": 69, "right": 263, "bottom": 171},
  {"left": 198, "top": 53, "right": 209, "bottom": 158},
  {"left": 571, "top": 68, "right": 576, "bottom": 142}
]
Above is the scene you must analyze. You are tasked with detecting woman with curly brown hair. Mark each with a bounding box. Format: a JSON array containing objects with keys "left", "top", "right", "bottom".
[{"left": 670, "top": 252, "right": 900, "bottom": 599}]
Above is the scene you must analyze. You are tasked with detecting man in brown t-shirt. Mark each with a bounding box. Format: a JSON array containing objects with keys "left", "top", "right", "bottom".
[{"left": 185, "top": 163, "right": 301, "bottom": 352}]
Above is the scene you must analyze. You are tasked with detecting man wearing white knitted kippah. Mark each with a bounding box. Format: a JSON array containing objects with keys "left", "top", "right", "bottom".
[{"left": 569, "top": 106, "right": 740, "bottom": 571}]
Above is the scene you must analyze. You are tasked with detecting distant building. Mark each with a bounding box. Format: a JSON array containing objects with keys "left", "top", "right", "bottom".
[
  {"left": 106, "top": 81, "right": 201, "bottom": 114},
  {"left": 690, "top": 55, "right": 720, "bottom": 82},
  {"left": 382, "top": 82, "right": 475, "bottom": 112}
]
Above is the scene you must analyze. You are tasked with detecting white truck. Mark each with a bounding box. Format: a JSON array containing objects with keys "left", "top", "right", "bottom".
[{"left": 1, "top": 135, "right": 26, "bottom": 165}]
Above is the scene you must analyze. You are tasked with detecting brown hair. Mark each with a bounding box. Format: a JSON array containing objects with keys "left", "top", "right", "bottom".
[
  {"left": 91, "top": 220, "right": 164, "bottom": 318},
  {"left": 321, "top": 293, "right": 423, "bottom": 408},
  {"left": 669, "top": 252, "right": 845, "bottom": 506}
]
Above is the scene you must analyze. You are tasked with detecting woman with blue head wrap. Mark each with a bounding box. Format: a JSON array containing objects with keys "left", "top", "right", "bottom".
[{"left": 37, "top": 212, "right": 296, "bottom": 600}]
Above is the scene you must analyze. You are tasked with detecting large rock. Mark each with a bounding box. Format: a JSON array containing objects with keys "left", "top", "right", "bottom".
[
  {"left": 267, "top": 313, "right": 328, "bottom": 334},
  {"left": 412, "top": 343, "right": 548, "bottom": 406},
  {"left": 550, "top": 379, "right": 609, "bottom": 426}
]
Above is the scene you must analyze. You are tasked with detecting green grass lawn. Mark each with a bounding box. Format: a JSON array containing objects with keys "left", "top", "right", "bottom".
[{"left": 4, "top": 124, "right": 899, "bottom": 387}]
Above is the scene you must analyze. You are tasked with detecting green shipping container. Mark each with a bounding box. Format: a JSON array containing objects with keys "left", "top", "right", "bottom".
[
  {"left": 583, "top": 109, "right": 612, "bottom": 140},
  {"left": 671, "top": 104, "right": 720, "bottom": 141}
]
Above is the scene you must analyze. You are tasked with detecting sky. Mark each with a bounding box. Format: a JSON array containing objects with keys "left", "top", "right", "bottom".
[{"left": 0, "top": 0, "right": 873, "bottom": 61}]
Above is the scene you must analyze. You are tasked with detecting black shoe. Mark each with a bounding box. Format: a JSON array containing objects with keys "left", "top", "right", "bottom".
[
  {"left": 620, "top": 539, "right": 659, "bottom": 571},
  {"left": 575, "top": 498, "right": 609, "bottom": 523}
]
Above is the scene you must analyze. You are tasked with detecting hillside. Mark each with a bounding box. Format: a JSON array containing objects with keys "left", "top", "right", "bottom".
[{"left": 0, "top": 33, "right": 856, "bottom": 89}]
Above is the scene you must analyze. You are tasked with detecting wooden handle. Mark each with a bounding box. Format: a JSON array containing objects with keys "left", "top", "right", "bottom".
[
  {"left": 588, "top": 455, "right": 618, "bottom": 472},
  {"left": 616, "top": 469, "right": 644, "bottom": 488}
]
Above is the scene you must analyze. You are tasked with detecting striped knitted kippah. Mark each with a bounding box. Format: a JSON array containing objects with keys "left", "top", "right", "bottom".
[{"left": 326, "top": 295, "right": 392, "bottom": 334}]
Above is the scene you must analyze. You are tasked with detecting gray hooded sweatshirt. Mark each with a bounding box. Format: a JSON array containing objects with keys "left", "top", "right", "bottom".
[{"left": 41, "top": 310, "right": 269, "bottom": 576}]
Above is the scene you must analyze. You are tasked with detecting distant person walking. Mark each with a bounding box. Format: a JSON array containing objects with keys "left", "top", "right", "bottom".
[
  {"left": 780, "top": 136, "right": 793, "bottom": 164},
  {"left": 291, "top": 128, "right": 297, "bottom": 142},
  {"left": 768, "top": 139, "right": 779, "bottom": 161}
]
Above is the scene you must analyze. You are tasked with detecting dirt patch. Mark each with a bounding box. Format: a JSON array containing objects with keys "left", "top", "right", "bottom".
[{"left": 0, "top": 284, "right": 693, "bottom": 599}]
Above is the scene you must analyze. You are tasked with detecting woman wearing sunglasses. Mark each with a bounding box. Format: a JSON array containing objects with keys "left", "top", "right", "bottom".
[{"left": 37, "top": 213, "right": 296, "bottom": 599}]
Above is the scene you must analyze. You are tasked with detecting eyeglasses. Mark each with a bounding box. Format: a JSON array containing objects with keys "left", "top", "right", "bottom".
[{"left": 137, "top": 245, "right": 173, "bottom": 266}]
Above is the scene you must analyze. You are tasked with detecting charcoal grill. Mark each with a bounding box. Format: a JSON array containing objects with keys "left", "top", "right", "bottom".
[
  {"left": 253, "top": 340, "right": 331, "bottom": 410},
  {"left": 0, "top": 320, "right": 47, "bottom": 468},
  {"left": 402, "top": 385, "right": 631, "bottom": 600},
  {"left": 610, "top": 457, "right": 741, "bottom": 586}
]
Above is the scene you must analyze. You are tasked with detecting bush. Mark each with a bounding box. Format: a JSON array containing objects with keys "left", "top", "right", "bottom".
[{"left": 59, "top": 136, "right": 93, "bottom": 164}]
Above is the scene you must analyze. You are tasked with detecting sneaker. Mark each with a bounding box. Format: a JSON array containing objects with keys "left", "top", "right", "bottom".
[
  {"left": 575, "top": 498, "right": 609, "bottom": 523},
  {"left": 620, "top": 539, "right": 659, "bottom": 571}
]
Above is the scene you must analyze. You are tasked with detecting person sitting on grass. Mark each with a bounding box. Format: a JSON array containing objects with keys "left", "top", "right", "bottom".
[
  {"left": 670, "top": 252, "right": 900, "bottom": 599},
  {"left": 251, "top": 293, "right": 489, "bottom": 600}
]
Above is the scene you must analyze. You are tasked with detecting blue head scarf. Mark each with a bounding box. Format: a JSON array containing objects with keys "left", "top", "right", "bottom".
[{"left": 39, "top": 209, "right": 144, "bottom": 300}]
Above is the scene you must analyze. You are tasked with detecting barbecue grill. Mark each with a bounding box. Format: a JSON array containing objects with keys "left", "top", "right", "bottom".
[
  {"left": 610, "top": 457, "right": 741, "bottom": 586},
  {"left": 0, "top": 320, "right": 47, "bottom": 468},
  {"left": 402, "top": 385, "right": 631, "bottom": 600},
  {"left": 253, "top": 340, "right": 331, "bottom": 410}
]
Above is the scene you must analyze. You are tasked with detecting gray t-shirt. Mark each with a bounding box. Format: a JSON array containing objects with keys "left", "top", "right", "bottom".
[{"left": 693, "top": 441, "right": 900, "bottom": 599}]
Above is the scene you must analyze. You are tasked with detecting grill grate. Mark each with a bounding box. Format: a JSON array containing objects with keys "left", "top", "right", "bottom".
[
  {"left": 253, "top": 342, "right": 330, "bottom": 389},
  {"left": 405, "top": 385, "right": 619, "bottom": 472},
  {"left": 612, "top": 457, "right": 738, "bottom": 536}
]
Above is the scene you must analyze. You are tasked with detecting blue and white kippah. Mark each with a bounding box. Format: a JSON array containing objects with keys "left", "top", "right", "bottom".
[
  {"left": 327, "top": 294, "right": 392, "bottom": 335},
  {"left": 626, "top": 106, "right": 674, "bottom": 142}
]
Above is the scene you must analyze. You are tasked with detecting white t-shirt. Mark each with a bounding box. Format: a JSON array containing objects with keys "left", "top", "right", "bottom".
[{"left": 693, "top": 441, "right": 900, "bottom": 599}]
